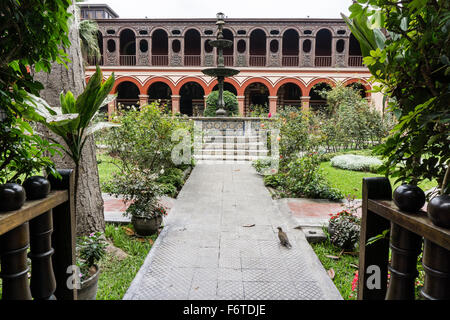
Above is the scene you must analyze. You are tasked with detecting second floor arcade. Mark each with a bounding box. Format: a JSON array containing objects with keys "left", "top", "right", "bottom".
[{"left": 86, "top": 18, "right": 365, "bottom": 69}]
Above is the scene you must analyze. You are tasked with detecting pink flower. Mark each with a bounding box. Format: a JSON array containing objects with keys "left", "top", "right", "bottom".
[
  {"left": 268, "top": 112, "right": 272, "bottom": 118},
  {"left": 351, "top": 271, "right": 359, "bottom": 291}
]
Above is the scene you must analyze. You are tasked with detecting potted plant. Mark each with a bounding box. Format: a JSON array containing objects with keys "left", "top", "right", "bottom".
[
  {"left": 105, "top": 167, "right": 168, "bottom": 236},
  {"left": 76, "top": 231, "right": 107, "bottom": 300}
]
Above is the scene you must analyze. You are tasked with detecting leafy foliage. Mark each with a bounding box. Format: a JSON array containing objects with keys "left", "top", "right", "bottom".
[
  {"left": 204, "top": 90, "right": 239, "bottom": 116},
  {"left": 343, "top": 0, "right": 450, "bottom": 192},
  {"left": 103, "top": 102, "right": 192, "bottom": 218},
  {"left": 77, "top": 231, "right": 107, "bottom": 280},
  {"left": 330, "top": 154, "right": 382, "bottom": 172},
  {"left": 0, "top": 0, "right": 72, "bottom": 183},
  {"left": 328, "top": 210, "right": 361, "bottom": 250}
]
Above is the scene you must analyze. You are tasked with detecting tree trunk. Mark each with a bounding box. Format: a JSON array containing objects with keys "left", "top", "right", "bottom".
[{"left": 33, "top": 5, "right": 105, "bottom": 236}]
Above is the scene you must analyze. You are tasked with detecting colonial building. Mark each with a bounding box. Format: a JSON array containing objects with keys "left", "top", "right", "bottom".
[{"left": 80, "top": 4, "right": 382, "bottom": 116}]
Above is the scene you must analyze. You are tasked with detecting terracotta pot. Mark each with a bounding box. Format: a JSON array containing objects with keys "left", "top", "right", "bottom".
[
  {"left": 393, "top": 184, "right": 425, "bottom": 212},
  {"left": 427, "top": 195, "right": 450, "bottom": 228},
  {"left": 132, "top": 215, "right": 162, "bottom": 236},
  {"left": 78, "top": 265, "right": 100, "bottom": 300},
  {"left": 0, "top": 183, "right": 26, "bottom": 212},
  {"left": 23, "top": 176, "right": 50, "bottom": 200}
]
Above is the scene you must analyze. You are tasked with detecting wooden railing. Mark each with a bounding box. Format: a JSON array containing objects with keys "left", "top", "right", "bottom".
[
  {"left": 314, "top": 56, "right": 332, "bottom": 67},
  {"left": 359, "top": 177, "right": 450, "bottom": 300},
  {"left": 152, "top": 55, "right": 169, "bottom": 66},
  {"left": 86, "top": 55, "right": 103, "bottom": 66},
  {"left": 119, "top": 55, "right": 136, "bottom": 66},
  {"left": 0, "top": 170, "right": 76, "bottom": 300},
  {"left": 224, "top": 55, "right": 234, "bottom": 66},
  {"left": 282, "top": 55, "right": 299, "bottom": 67},
  {"left": 349, "top": 55, "right": 364, "bottom": 67},
  {"left": 249, "top": 55, "right": 266, "bottom": 67},
  {"left": 184, "top": 55, "right": 201, "bottom": 66}
]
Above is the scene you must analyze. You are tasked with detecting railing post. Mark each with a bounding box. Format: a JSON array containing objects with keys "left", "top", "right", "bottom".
[
  {"left": 48, "top": 169, "right": 77, "bottom": 300},
  {"left": 0, "top": 222, "right": 32, "bottom": 300},
  {"left": 29, "top": 210, "right": 57, "bottom": 300},
  {"left": 358, "top": 177, "right": 392, "bottom": 300},
  {"left": 385, "top": 223, "right": 422, "bottom": 300},
  {"left": 421, "top": 239, "right": 450, "bottom": 300}
]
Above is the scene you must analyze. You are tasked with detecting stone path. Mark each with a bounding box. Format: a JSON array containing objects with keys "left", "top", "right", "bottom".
[{"left": 123, "top": 163, "right": 342, "bottom": 300}]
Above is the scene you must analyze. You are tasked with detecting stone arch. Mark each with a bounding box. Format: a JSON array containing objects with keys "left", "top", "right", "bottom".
[
  {"left": 273, "top": 78, "right": 307, "bottom": 96},
  {"left": 112, "top": 76, "right": 144, "bottom": 94},
  {"left": 174, "top": 77, "right": 208, "bottom": 95},
  {"left": 240, "top": 77, "right": 275, "bottom": 96},
  {"left": 306, "top": 78, "right": 336, "bottom": 95},
  {"left": 343, "top": 78, "right": 371, "bottom": 98},
  {"left": 207, "top": 78, "right": 241, "bottom": 95},
  {"left": 143, "top": 76, "right": 176, "bottom": 94}
]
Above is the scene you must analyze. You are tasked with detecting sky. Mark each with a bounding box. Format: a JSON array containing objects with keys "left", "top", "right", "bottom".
[{"left": 83, "top": 0, "right": 353, "bottom": 19}]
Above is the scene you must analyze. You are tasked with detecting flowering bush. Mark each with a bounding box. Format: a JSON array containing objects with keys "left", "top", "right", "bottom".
[
  {"left": 328, "top": 210, "right": 361, "bottom": 250},
  {"left": 330, "top": 154, "right": 382, "bottom": 172},
  {"left": 77, "top": 232, "right": 107, "bottom": 281}
]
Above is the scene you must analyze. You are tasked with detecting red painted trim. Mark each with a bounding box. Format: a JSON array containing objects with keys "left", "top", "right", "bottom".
[
  {"left": 306, "top": 78, "right": 336, "bottom": 95},
  {"left": 240, "top": 77, "right": 275, "bottom": 96},
  {"left": 207, "top": 78, "right": 241, "bottom": 95},
  {"left": 142, "top": 77, "right": 176, "bottom": 94},
  {"left": 174, "top": 76, "right": 208, "bottom": 95},
  {"left": 111, "top": 76, "right": 144, "bottom": 94},
  {"left": 343, "top": 78, "right": 372, "bottom": 97},
  {"left": 273, "top": 78, "right": 307, "bottom": 96}
]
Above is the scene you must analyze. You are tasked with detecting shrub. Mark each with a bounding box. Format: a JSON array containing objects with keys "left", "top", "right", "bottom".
[
  {"left": 77, "top": 232, "right": 107, "bottom": 281},
  {"left": 328, "top": 210, "right": 361, "bottom": 250},
  {"left": 252, "top": 158, "right": 272, "bottom": 174},
  {"left": 284, "top": 154, "right": 344, "bottom": 201},
  {"left": 248, "top": 104, "right": 269, "bottom": 117},
  {"left": 330, "top": 154, "right": 382, "bottom": 172},
  {"left": 204, "top": 90, "right": 238, "bottom": 116}
]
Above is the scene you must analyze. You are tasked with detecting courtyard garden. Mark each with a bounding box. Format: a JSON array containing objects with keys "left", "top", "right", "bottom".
[{"left": 0, "top": 0, "right": 449, "bottom": 303}]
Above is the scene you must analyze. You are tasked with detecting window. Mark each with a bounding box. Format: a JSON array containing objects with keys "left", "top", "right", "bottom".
[
  {"left": 204, "top": 30, "right": 213, "bottom": 35},
  {"left": 107, "top": 39, "right": 116, "bottom": 52},
  {"left": 270, "top": 40, "right": 279, "bottom": 53},
  {"left": 237, "top": 30, "right": 246, "bottom": 35},
  {"left": 140, "top": 39, "right": 148, "bottom": 52},
  {"left": 304, "top": 30, "right": 312, "bottom": 35},
  {"left": 270, "top": 30, "right": 280, "bottom": 35},
  {"left": 237, "top": 39, "right": 246, "bottom": 53},
  {"left": 336, "top": 39, "right": 345, "bottom": 53},
  {"left": 172, "top": 39, "right": 181, "bottom": 53},
  {"left": 302, "top": 39, "right": 311, "bottom": 53}
]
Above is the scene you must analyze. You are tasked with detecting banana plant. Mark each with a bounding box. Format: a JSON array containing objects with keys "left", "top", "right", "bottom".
[{"left": 15, "top": 66, "right": 117, "bottom": 216}]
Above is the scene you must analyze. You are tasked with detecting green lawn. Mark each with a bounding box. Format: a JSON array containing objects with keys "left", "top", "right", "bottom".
[
  {"left": 96, "top": 152, "right": 121, "bottom": 191},
  {"left": 320, "top": 161, "right": 437, "bottom": 199},
  {"left": 311, "top": 239, "right": 359, "bottom": 300},
  {"left": 96, "top": 223, "right": 157, "bottom": 300}
]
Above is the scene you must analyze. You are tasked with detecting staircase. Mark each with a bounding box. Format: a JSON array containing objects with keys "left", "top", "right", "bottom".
[{"left": 193, "top": 118, "right": 269, "bottom": 163}]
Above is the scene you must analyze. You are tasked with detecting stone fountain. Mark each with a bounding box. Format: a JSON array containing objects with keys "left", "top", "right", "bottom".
[{"left": 202, "top": 12, "right": 240, "bottom": 116}]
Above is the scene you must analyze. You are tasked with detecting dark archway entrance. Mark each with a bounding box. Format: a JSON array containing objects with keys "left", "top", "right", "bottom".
[
  {"left": 117, "top": 81, "right": 140, "bottom": 108},
  {"left": 180, "top": 82, "right": 204, "bottom": 116},
  {"left": 310, "top": 82, "right": 332, "bottom": 112},
  {"left": 244, "top": 82, "right": 269, "bottom": 115},
  {"left": 148, "top": 82, "right": 172, "bottom": 109},
  {"left": 277, "top": 83, "right": 302, "bottom": 109},
  {"left": 212, "top": 82, "right": 238, "bottom": 95}
]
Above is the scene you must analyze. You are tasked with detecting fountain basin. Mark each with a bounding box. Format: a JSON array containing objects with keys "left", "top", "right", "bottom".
[
  {"left": 202, "top": 67, "right": 240, "bottom": 77},
  {"left": 208, "top": 39, "right": 233, "bottom": 48}
]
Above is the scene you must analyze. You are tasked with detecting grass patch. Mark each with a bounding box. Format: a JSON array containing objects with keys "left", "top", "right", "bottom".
[
  {"left": 96, "top": 223, "right": 157, "bottom": 300},
  {"left": 96, "top": 152, "right": 121, "bottom": 191},
  {"left": 311, "top": 239, "right": 359, "bottom": 300},
  {"left": 320, "top": 161, "right": 437, "bottom": 199}
]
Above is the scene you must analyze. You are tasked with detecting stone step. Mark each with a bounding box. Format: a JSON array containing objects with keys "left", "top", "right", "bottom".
[
  {"left": 194, "top": 149, "right": 269, "bottom": 156},
  {"left": 200, "top": 136, "right": 266, "bottom": 143},
  {"left": 197, "top": 142, "right": 267, "bottom": 150},
  {"left": 193, "top": 154, "right": 266, "bottom": 161}
]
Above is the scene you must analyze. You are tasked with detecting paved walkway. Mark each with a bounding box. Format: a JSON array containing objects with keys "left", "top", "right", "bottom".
[{"left": 123, "top": 163, "right": 342, "bottom": 300}]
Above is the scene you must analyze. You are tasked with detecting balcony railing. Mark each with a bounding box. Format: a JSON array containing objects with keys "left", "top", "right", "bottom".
[
  {"left": 152, "top": 55, "right": 169, "bottom": 66},
  {"left": 87, "top": 55, "right": 103, "bottom": 66},
  {"left": 315, "top": 56, "right": 332, "bottom": 67},
  {"left": 184, "top": 55, "right": 201, "bottom": 66},
  {"left": 348, "top": 55, "right": 364, "bottom": 67},
  {"left": 119, "top": 55, "right": 136, "bottom": 66},
  {"left": 249, "top": 55, "right": 266, "bottom": 67},
  {"left": 282, "top": 55, "right": 299, "bottom": 67},
  {"left": 224, "top": 55, "right": 234, "bottom": 66}
]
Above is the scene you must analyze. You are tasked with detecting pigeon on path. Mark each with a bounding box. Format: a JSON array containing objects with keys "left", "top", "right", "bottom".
[{"left": 277, "top": 227, "right": 292, "bottom": 248}]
